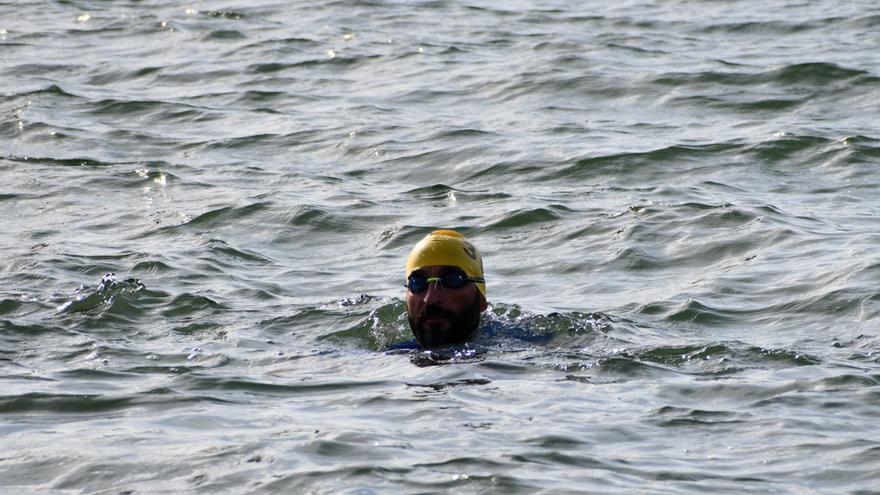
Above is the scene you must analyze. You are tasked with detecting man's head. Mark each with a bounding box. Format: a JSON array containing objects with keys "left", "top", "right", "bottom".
[{"left": 405, "top": 230, "right": 487, "bottom": 347}]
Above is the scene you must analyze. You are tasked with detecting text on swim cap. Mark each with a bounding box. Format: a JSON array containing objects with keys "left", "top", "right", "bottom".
[{"left": 463, "top": 242, "right": 477, "bottom": 260}]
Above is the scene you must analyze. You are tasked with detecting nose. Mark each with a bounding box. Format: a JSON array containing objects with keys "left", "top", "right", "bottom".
[{"left": 422, "top": 279, "right": 446, "bottom": 305}]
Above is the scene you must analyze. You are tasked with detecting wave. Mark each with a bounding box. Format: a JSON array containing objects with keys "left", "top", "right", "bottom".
[{"left": 312, "top": 297, "right": 850, "bottom": 378}]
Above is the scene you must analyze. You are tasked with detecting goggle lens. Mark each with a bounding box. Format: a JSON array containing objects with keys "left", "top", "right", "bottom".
[{"left": 406, "top": 272, "right": 476, "bottom": 294}]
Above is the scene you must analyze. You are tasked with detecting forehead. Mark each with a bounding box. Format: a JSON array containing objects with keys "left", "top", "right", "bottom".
[{"left": 410, "top": 265, "right": 463, "bottom": 277}]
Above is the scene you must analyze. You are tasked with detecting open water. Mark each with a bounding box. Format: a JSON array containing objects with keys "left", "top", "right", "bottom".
[{"left": 2, "top": 0, "right": 880, "bottom": 493}]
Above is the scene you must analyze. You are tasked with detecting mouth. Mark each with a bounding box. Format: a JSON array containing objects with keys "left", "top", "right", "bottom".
[
  {"left": 423, "top": 315, "right": 449, "bottom": 326},
  {"left": 420, "top": 310, "right": 453, "bottom": 329}
]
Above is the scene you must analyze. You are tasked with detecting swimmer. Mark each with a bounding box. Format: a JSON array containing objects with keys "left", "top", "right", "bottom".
[{"left": 404, "top": 229, "right": 487, "bottom": 347}]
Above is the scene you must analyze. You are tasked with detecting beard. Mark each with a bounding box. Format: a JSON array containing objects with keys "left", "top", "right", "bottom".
[{"left": 408, "top": 292, "right": 483, "bottom": 348}]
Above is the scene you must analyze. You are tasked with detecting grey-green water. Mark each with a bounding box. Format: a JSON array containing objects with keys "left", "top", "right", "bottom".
[{"left": 2, "top": 1, "right": 880, "bottom": 493}]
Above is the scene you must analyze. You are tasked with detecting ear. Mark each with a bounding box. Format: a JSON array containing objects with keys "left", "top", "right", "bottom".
[{"left": 479, "top": 294, "right": 488, "bottom": 312}]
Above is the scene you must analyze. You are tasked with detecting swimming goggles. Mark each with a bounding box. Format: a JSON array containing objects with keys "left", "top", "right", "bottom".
[{"left": 405, "top": 271, "right": 485, "bottom": 294}]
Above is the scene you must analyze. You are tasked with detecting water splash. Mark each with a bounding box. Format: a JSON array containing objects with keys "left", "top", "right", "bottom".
[{"left": 57, "top": 273, "right": 145, "bottom": 315}]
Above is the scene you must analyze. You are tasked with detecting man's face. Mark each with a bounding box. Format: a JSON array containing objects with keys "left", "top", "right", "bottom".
[{"left": 406, "top": 265, "right": 487, "bottom": 347}]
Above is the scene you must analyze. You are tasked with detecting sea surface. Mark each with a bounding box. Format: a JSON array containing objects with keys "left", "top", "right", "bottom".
[{"left": 2, "top": 0, "right": 880, "bottom": 493}]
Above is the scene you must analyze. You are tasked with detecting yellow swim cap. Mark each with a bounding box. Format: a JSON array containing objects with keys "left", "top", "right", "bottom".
[{"left": 406, "top": 230, "right": 486, "bottom": 296}]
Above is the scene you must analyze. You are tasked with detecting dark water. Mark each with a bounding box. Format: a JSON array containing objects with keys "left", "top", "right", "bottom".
[{"left": 3, "top": 0, "right": 880, "bottom": 493}]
